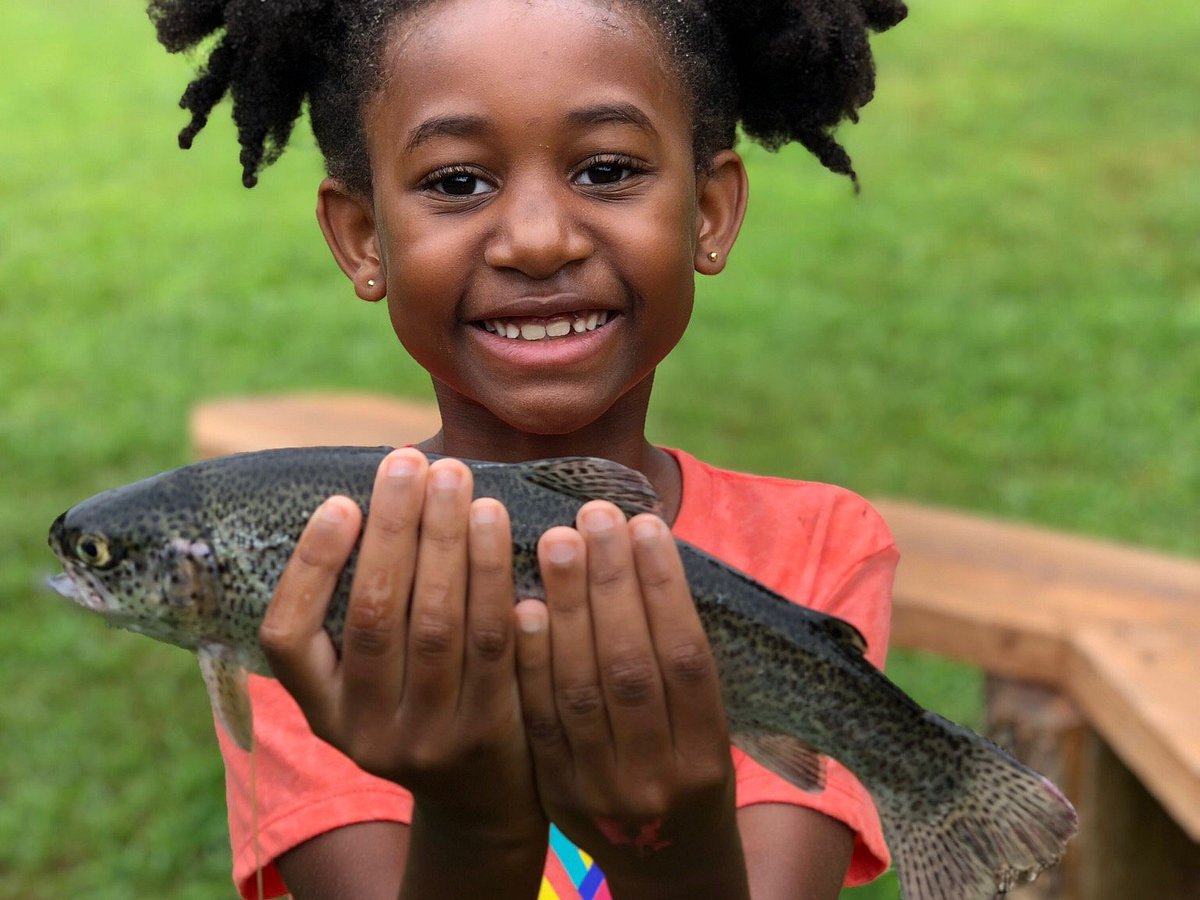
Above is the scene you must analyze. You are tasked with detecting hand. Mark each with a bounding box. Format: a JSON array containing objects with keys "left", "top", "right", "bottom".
[
  {"left": 514, "top": 501, "right": 749, "bottom": 899},
  {"left": 259, "top": 449, "right": 545, "bottom": 845}
]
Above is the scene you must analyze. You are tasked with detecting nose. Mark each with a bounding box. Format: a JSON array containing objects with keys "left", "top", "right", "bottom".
[{"left": 483, "top": 181, "right": 593, "bottom": 278}]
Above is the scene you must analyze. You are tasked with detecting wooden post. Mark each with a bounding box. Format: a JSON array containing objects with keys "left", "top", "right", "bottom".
[
  {"left": 986, "top": 675, "right": 1200, "bottom": 900},
  {"left": 985, "top": 676, "right": 1086, "bottom": 899}
]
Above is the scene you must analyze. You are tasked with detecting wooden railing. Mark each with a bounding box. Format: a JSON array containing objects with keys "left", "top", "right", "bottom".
[{"left": 191, "top": 392, "right": 1200, "bottom": 900}]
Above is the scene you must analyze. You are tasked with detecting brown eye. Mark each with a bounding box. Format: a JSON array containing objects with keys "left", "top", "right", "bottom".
[{"left": 75, "top": 534, "right": 112, "bottom": 568}]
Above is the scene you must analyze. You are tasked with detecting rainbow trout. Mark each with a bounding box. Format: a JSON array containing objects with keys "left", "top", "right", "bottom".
[{"left": 47, "top": 447, "right": 1075, "bottom": 899}]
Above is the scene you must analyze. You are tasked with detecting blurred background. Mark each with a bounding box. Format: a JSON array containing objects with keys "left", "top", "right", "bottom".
[{"left": 1, "top": 0, "right": 1196, "bottom": 897}]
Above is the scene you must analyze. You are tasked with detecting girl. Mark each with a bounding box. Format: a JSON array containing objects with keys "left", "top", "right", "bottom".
[{"left": 148, "top": 0, "right": 906, "bottom": 897}]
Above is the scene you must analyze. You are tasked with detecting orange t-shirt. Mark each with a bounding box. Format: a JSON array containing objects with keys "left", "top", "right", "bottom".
[{"left": 217, "top": 448, "right": 897, "bottom": 898}]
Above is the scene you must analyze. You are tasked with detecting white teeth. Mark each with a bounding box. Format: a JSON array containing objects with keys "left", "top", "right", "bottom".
[
  {"left": 483, "top": 311, "right": 614, "bottom": 341},
  {"left": 520, "top": 323, "right": 547, "bottom": 340}
]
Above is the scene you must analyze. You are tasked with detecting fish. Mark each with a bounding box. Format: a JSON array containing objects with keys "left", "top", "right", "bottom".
[{"left": 47, "top": 446, "right": 1076, "bottom": 899}]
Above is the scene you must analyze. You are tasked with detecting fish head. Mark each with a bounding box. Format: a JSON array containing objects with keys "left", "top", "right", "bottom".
[{"left": 47, "top": 476, "right": 221, "bottom": 652}]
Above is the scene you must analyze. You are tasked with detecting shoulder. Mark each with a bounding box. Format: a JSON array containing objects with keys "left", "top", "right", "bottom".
[
  {"left": 666, "top": 448, "right": 897, "bottom": 663},
  {"left": 667, "top": 447, "right": 895, "bottom": 567}
]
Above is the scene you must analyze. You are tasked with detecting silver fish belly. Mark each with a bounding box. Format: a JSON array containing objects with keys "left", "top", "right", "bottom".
[{"left": 47, "top": 446, "right": 1077, "bottom": 899}]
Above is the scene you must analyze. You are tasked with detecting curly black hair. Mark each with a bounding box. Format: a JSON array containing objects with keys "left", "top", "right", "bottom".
[{"left": 147, "top": 0, "right": 906, "bottom": 191}]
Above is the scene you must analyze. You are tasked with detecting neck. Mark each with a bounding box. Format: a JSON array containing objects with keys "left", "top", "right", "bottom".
[{"left": 414, "top": 375, "right": 683, "bottom": 522}]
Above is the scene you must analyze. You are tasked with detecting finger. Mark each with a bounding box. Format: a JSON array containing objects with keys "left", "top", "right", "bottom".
[
  {"left": 259, "top": 495, "right": 362, "bottom": 730},
  {"left": 458, "top": 498, "right": 517, "bottom": 720},
  {"left": 577, "top": 502, "right": 670, "bottom": 766},
  {"left": 539, "top": 524, "right": 612, "bottom": 764},
  {"left": 629, "top": 513, "right": 727, "bottom": 756},
  {"left": 402, "top": 457, "right": 472, "bottom": 711},
  {"left": 514, "top": 597, "right": 568, "bottom": 761},
  {"left": 339, "top": 448, "right": 427, "bottom": 713}
]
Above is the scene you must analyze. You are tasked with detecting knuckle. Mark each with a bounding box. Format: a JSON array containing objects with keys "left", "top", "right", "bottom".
[
  {"left": 588, "top": 559, "right": 627, "bottom": 590},
  {"left": 603, "top": 655, "right": 658, "bottom": 706},
  {"left": 343, "top": 595, "right": 398, "bottom": 658},
  {"left": 663, "top": 640, "right": 715, "bottom": 685},
  {"left": 637, "top": 563, "right": 677, "bottom": 592},
  {"left": 344, "top": 623, "right": 394, "bottom": 658},
  {"left": 558, "top": 681, "right": 605, "bottom": 721},
  {"left": 425, "top": 528, "right": 465, "bottom": 552},
  {"left": 524, "top": 711, "right": 564, "bottom": 748},
  {"left": 468, "top": 616, "right": 510, "bottom": 662},
  {"left": 470, "top": 552, "right": 509, "bottom": 580},
  {"left": 369, "top": 506, "right": 417, "bottom": 539},
  {"left": 409, "top": 612, "right": 457, "bottom": 659},
  {"left": 258, "top": 619, "right": 299, "bottom": 657}
]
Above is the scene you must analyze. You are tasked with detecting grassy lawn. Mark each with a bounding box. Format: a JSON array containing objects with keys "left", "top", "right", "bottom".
[{"left": 2, "top": 0, "right": 1196, "bottom": 897}]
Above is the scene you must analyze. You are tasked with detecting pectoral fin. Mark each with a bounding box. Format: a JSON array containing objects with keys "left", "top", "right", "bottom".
[
  {"left": 733, "top": 731, "right": 827, "bottom": 792},
  {"left": 198, "top": 643, "right": 253, "bottom": 751}
]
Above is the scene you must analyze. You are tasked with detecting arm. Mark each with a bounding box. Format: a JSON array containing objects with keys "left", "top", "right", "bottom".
[
  {"left": 515, "top": 503, "right": 749, "bottom": 899},
  {"left": 260, "top": 450, "right": 547, "bottom": 899},
  {"left": 739, "top": 804, "right": 854, "bottom": 900},
  {"left": 513, "top": 503, "right": 860, "bottom": 900}
]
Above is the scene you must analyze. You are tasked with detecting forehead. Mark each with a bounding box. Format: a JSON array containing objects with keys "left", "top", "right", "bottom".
[{"left": 373, "top": 0, "right": 688, "bottom": 140}]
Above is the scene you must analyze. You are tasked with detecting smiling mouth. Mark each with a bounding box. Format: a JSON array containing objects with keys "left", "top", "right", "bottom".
[{"left": 476, "top": 310, "right": 614, "bottom": 341}]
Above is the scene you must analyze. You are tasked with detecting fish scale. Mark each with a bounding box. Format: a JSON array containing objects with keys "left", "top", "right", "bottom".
[{"left": 46, "top": 446, "right": 1077, "bottom": 900}]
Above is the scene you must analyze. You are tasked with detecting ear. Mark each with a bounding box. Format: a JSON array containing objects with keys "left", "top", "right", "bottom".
[
  {"left": 693, "top": 149, "right": 749, "bottom": 276},
  {"left": 316, "top": 177, "right": 386, "bottom": 301}
]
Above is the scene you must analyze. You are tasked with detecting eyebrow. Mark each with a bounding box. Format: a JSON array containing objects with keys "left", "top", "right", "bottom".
[
  {"left": 404, "top": 114, "right": 490, "bottom": 154},
  {"left": 405, "top": 103, "right": 658, "bottom": 154},
  {"left": 564, "top": 102, "right": 657, "bottom": 134}
]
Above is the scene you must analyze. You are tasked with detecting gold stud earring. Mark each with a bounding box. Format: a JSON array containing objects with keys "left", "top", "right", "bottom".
[{"left": 707, "top": 251, "right": 719, "bottom": 263}]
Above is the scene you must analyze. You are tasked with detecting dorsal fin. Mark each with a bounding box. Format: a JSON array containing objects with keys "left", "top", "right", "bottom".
[
  {"left": 822, "top": 617, "right": 868, "bottom": 655},
  {"left": 522, "top": 457, "right": 663, "bottom": 519}
]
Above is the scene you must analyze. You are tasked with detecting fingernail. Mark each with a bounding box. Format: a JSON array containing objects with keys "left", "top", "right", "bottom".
[
  {"left": 516, "top": 602, "right": 546, "bottom": 634},
  {"left": 430, "top": 463, "right": 461, "bottom": 490},
  {"left": 632, "top": 517, "right": 662, "bottom": 542},
  {"left": 384, "top": 451, "right": 418, "bottom": 478},
  {"left": 471, "top": 500, "right": 499, "bottom": 526},
  {"left": 318, "top": 498, "right": 348, "bottom": 523},
  {"left": 580, "top": 505, "right": 617, "bottom": 533},
  {"left": 545, "top": 537, "right": 577, "bottom": 565}
]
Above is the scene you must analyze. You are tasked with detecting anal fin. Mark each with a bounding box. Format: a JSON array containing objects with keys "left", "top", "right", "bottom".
[
  {"left": 733, "top": 731, "right": 827, "bottom": 792},
  {"left": 198, "top": 643, "right": 254, "bottom": 751}
]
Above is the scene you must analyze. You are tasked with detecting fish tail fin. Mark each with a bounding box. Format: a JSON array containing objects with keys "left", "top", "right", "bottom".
[{"left": 880, "top": 721, "right": 1078, "bottom": 900}]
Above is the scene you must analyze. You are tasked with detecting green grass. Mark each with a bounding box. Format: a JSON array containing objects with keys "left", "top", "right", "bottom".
[{"left": 2, "top": 0, "right": 1197, "bottom": 897}]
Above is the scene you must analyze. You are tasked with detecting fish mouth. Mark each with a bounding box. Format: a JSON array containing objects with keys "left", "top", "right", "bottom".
[
  {"left": 45, "top": 567, "right": 114, "bottom": 614},
  {"left": 472, "top": 309, "right": 616, "bottom": 341}
]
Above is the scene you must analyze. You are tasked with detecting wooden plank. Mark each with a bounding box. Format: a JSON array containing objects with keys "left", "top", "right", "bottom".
[
  {"left": 187, "top": 395, "right": 1200, "bottom": 847},
  {"left": 190, "top": 392, "right": 442, "bottom": 459},
  {"left": 1073, "top": 730, "right": 1200, "bottom": 899},
  {"left": 1067, "top": 623, "right": 1200, "bottom": 842},
  {"left": 875, "top": 499, "right": 1200, "bottom": 604},
  {"left": 877, "top": 499, "right": 1200, "bottom": 842}
]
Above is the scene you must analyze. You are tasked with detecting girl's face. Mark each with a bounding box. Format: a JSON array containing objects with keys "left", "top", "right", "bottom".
[{"left": 339, "top": 0, "right": 739, "bottom": 440}]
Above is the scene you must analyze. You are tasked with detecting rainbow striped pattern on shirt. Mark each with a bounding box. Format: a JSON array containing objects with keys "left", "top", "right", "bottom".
[{"left": 539, "top": 825, "right": 610, "bottom": 900}]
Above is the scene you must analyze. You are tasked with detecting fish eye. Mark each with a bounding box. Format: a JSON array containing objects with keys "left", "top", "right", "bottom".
[{"left": 75, "top": 533, "right": 112, "bottom": 568}]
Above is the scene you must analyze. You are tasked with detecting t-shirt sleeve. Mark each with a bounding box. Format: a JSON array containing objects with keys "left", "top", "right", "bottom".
[{"left": 218, "top": 676, "right": 413, "bottom": 899}]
